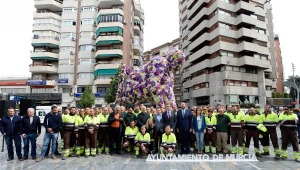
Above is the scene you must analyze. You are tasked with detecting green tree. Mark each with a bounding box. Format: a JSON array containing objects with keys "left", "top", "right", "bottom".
[
  {"left": 104, "top": 66, "right": 120, "bottom": 104},
  {"left": 287, "top": 75, "right": 300, "bottom": 87},
  {"left": 79, "top": 86, "right": 95, "bottom": 108}
]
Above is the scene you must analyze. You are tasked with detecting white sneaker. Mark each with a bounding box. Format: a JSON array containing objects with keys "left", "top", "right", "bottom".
[{"left": 36, "top": 157, "right": 44, "bottom": 162}]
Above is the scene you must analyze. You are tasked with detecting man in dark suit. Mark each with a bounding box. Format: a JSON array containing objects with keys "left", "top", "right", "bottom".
[
  {"left": 21, "top": 108, "right": 41, "bottom": 160},
  {"left": 153, "top": 108, "right": 164, "bottom": 153},
  {"left": 162, "top": 104, "right": 177, "bottom": 131},
  {"left": 176, "top": 102, "right": 193, "bottom": 154}
]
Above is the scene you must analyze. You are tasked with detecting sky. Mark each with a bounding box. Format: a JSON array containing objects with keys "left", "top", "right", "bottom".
[{"left": 0, "top": 0, "right": 299, "bottom": 79}]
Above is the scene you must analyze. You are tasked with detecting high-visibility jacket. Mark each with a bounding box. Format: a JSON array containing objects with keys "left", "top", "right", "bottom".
[
  {"left": 62, "top": 114, "right": 76, "bottom": 128},
  {"left": 228, "top": 113, "right": 244, "bottom": 128},
  {"left": 205, "top": 115, "right": 217, "bottom": 131},
  {"left": 244, "top": 114, "right": 262, "bottom": 131},
  {"left": 279, "top": 113, "right": 298, "bottom": 131},
  {"left": 125, "top": 126, "right": 139, "bottom": 139},
  {"left": 74, "top": 115, "right": 85, "bottom": 133},
  {"left": 260, "top": 112, "right": 279, "bottom": 128},
  {"left": 134, "top": 132, "right": 151, "bottom": 145},
  {"left": 161, "top": 133, "right": 176, "bottom": 148},
  {"left": 238, "top": 110, "right": 245, "bottom": 116},
  {"left": 98, "top": 114, "right": 109, "bottom": 127},
  {"left": 84, "top": 115, "right": 100, "bottom": 129}
]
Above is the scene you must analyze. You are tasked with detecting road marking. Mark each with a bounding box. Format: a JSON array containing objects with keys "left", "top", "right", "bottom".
[
  {"left": 246, "top": 162, "right": 261, "bottom": 170},
  {"left": 124, "top": 158, "right": 131, "bottom": 164}
]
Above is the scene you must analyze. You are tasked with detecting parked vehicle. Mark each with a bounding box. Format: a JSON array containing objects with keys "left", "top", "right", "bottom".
[{"left": 36, "top": 106, "right": 51, "bottom": 124}]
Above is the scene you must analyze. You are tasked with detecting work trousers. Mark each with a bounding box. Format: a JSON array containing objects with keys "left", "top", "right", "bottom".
[
  {"left": 245, "top": 130, "right": 259, "bottom": 149},
  {"left": 231, "top": 128, "right": 243, "bottom": 147},
  {"left": 75, "top": 129, "right": 85, "bottom": 155},
  {"left": 216, "top": 132, "right": 228, "bottom": 153},
  {"left": 110, "top": 127, "right": 121, "bottom": 153},
  {"left": 204, "top": 131, "right": 217, "bottom": 147},
  {"left": 261, "top": 127, "right": 279, "bottom": 149},
  {"left": 98, "top": 127, "right": 109, "bottom": 149},
  {"left": 85, "top": 129, "right": 98, "bottom": 156}
]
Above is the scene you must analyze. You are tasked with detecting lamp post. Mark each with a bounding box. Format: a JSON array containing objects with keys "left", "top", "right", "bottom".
[{"left": 292, "top": 63, "right": 296, "bottom": 84}]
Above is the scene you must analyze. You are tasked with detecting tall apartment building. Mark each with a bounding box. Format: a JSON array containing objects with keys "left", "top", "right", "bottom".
[
  {"left": 143, "top": 38, "right": 182, "bottom": 106},
  {"left": 179, "top": 0, "right": 277, "bottom": 107},
  {"left": 29, "top": 0, "right": 144, "bottom": 107},
  {"left": 274, "top": 34, "right": 284, "bottom": 93}
]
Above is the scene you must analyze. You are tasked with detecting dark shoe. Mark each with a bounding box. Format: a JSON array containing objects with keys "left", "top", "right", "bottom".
[
  {"left": 274, "top": 154, "right": 281, "bottom": 160},
  {"left": 116, "top": 151, "right": 121, "bottom": 155},
  {"left": 18, "top": 157, "right": 24, "bottom": 161},
  {"left": 32, "top": 157, "right": 36, "bottom": 160},
  {"left": 85, "top": 155, "right": 89, "bottom": 158},
  {"left": 281, "top": 157, "right": 287, "bottom": 160},
  {"left": 55, "top": 152, "right": 61, "bottom": 156},
  {"left": 7, "top": 158, "right": 14, "bottom": 161},
  {"left": 255, "top": 153, "right": 262, "bottom": 158},
  {"left": 92, "top": 154, "right": 96, "bottom": 157},
  {"left": 24, "top": 157, "right": 28, "bottom": 160},
  {"left": 109, "top": 152, "right": 114, "bottom": 156}
]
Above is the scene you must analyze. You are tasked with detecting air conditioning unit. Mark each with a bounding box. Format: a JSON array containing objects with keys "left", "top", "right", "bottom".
[
  {"left": 93, "top": 21, "right": 97, "bottom": 26},
  {"left": 33, "top": 35, "right": 39, "bottom": 39},
  {"left": 70, "top": 51, "right": 74, "bottom": 55},
  {"left": 123, "top": 20, "right": 127, "bottom": 25},
  {"left": 71, "top": 37, "right": 76, "bottom": 41},
  {"left": 54, "top": 36, "right": 59, "bottom": 40},
  {"left": 91, "top": 48, "right": 95, "bottom": 52},
  {"left": 92, "top": 35, "right": 96, "bottom": 39}
]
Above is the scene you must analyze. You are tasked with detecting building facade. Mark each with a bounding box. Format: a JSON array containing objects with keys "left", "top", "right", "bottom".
[
  {"left": 143, "top": 38, "right": 181, "bottom": 106},
  {"left": 29, "top": 0, "right": 144, "bottom": 107},
  {"left": 274, "top": 34, "right": 284, "bottom": 93},
  {"left": 179, "top": 0, "right": 277, "bottom": 107}
]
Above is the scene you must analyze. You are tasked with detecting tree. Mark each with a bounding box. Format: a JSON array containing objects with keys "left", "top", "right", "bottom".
[
  {"left": 79, "top": 86, "right": 95, "bottom": 108},
  {"left": 104, "top": 66, "right": 120, "bottom": 104},
  {"left": 287, "top": 75, "right": 300, "bottom": 87}
]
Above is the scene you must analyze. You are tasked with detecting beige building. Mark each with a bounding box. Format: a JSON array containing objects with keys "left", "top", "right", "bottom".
[
  {"left": 29, "top": 0, "right": 144, "bottom": 107},
  {"left": 143, "top": 38, "right": 182, "bottom": 106},
  {"left": 179, "top": 0, "right": 277, "bottom": 107}
]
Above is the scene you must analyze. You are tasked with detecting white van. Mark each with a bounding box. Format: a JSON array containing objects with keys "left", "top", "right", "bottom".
[{"left": 36, "top": 106, "right": 51, "bottom": 124}]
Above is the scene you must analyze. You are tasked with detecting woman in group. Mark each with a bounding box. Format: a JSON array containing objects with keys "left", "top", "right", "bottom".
[{"left": 192, "top": 107, "right": 206, "bottom": 154}]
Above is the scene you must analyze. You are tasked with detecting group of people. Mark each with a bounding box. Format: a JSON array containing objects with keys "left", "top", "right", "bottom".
[{"left": 1, "top": 102, "right": 300, "bottom": 162}]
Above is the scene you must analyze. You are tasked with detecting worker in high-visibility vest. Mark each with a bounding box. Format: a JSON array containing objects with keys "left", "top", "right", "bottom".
[
  {"left": 84, "top": 108, "right": 100, "bottom": 157},
  {"left": 279, "top": 107, "right": 300, "bottom": 162},
  {"left": 123, "top": 120, "right": 139, "bottom": 153},
  {"left": 134, "top": 125, "right": 151, "bottom": 158},
  {"left": 160, "top": 125, "right": 176, "bottom": 157},
  {"left": 243, "top": 107, "right": 266, "bottom": 157},
  {"left": 61, "top": 107, "right": 76, "bottom": 160},
  {"left": 74, "top": 108, "right": 85, "bottom": 157},
  {"left": 260, "top": 105, "right": 280, "bottom": 159},
  {"left": 204, "top": 108, "right": 217, "bottom": 154},
  {"left": 97, "top": 107, "right": 110, "bottom": 154},
  {"left": 228, "top": 107, "right": 244, "bottom": 154}
]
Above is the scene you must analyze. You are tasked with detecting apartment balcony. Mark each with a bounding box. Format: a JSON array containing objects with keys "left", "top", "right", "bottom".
[
  {"left": 78, "top": 64, "right": 95, "bottom": 73},
  {"left": 238, "top": 41, "right": 269, "bottom": 55},
  {"left": 181, "top": 70, "right": 191, "bottom": 80},
  {"left": 95, "top": 49, "right": 123, "bottom": 59},
  {"left": 77, "top": 77, "right": 94, "bottom": 86},
  {"left": 79, "top": 50, "right": 94, "bottom": 59},
  {"left": 192, "top": 74, "right": 209, "bottom": 86},
  {"left": 34, "top": 0, "right": 63, "bottom": 11},
  {"left": 33, "top": 12, "right": 61, "bottom": 21},
  {"left": 95, "top": 63, "right": 120, "bottom": 70},
  {"left": 96, "top": 35, "right": 123, "bottom": 46},
  {"left": 80, "top": 11, "right": 97, "bottom": 20},
  {"left": 134, "top": 25, "right": 141, "bottom": 35},
  {"left": 133, "top": 44, "right": 142, "bottom": 55},
  {"left": 237, "top": 28, "right": 268, "bottom": 42},
  {"left": 94, "top": 77, "right": 112, "bottom": 85},
  {"left": 98, "top": 0, "right": 124, "bottom": 9},
  {"left": 31, "top": 36, "right": 60, "bottom": 48},
  {"left": 97, "top": 22, "right": 124, "bottom": 31},
  {"left": 193, "top": 88, "right": 210, "bottom": 98},
  {"left": 58, "top": 65, "right": 74, "bottom": 74},
  {"left": 236, "top": 14, "right": 257, "bottom": 27},
  {"left": 183, "top": 80, "right": 193, "bottom": 89},
  {"left": 265, "top": 78, "right": 276, "bottom": 88},
  {"left": 235, "top": 1, "right": 255, "bottom": 15},
  {"left": 81, "top": 0, "right": 98, "bottom": 7},
  {"left": 30, "top": 52, "right": 59, "bottom": 61},
  {"left": 32, "top": 23, "right": 60, "bottom": 33},
  {"left": 97, "top": 9, "right": 124, "bottom": 22},
  {"left": 27, "top": 79, "right": 57, "bottom": 87},
  {"left": 79, "top": 37, "right": 95, "bottom": 46},
  {"left": 239, "top": 56, "right": 271, "bottom": 69},
  {"left": 134, "top": 3, "right": 142, "bottom": 17},
  {"left": 29, "top": 64, "right": 58, "bottom": 74},
  {"left": 61, "top": 25, "right": 76, "bottom": 33}
]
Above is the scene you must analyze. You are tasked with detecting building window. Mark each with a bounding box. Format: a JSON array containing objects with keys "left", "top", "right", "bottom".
[
  {"left": 99, "top": 14, "right": 124, "bottom": 23},
  {"left": 219, "top": 23, "right": 231, "bottom": 30},
  {"left": 60, "top": 46, "right": 75, "bottom": 52},
  {"left": 79, "top": 59, "right": 95, "bottom": 64},
  {"left": 133, "top": 59, "right": 140, "bottom": 66},
  {"left": 62, "top": 88, "right": 72, "bottom": 93},
  {"left": 80, "top": 31, "right": 95, "bottom": 38},
  {"left": 220, "top": 50, "right": 234, "bottom": 57},
  {"left": 81, "top": 19, "right": 95, "bottom": 25},
  {"left": 215, "top": 9, "right": 231, "bottom": 16},
  {"left": 34, "top": 18, "right": 61, "bottom": 26},
  {"left": 59, "top": 73, "right": 71, "bottom": 78},
  {"left": 79, "top": 45, "right": 95, "bottom": 51},
  {"left": 61, "top": 32, "right": 76, "bottom": 39},
  {"left": 97, "top": 87, "right": 108, "bottom": 93},
  {"left": 78, "top": 73, "right": 93, "bottom": 79},
  {"left": 59, "top": 59, "right": 74, "bottom": 65},
  {"left": 63, "top": 8, "right": 77, "bottom": 13},
  {"left": 62, "top": 20, "right": 76, "bottom": 26},
  {"left": 77, "top": 87, "right": 86, "bottom": 93},
  {"left": 254, "top": 54, "right": 268, "bottom": 60},
  {"left": 82, "top": 6, "right": 97, "bottom": 12}
]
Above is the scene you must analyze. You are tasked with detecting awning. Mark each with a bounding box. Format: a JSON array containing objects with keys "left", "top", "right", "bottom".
[
  {"left": 96, "top": 40, "right": 122, "bottom": 46},
  {"left": 31, "top": 56, "right": 58, "bottom": 61},
  {"left": 31, "top": 43, "right": 59, "bottom": 48},
  {"left": 96, "top": 27, "right": 123, "bottom": 37},
  {"left": 94, "top": 69, "right": 118, "bottom": 76},
  {"left": 95, "top": 54, "right": 122, "bottom": 59}
]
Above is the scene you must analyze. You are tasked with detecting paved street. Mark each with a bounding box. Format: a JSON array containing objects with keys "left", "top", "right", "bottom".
[{"left": 1, "top": 129, "right": 300, "bottom": 170}]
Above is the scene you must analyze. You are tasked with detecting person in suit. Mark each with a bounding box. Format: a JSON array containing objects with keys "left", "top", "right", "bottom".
[
  {"left": 162, "top": 104, "right": 177, "bottom": 131},
  {"left": 153, "top": 108, "right": 164, "bottom": 153},
  {"left": 21, "top": 108, "right": 41, "bottom": 160},
  {"left": 176, "top": 102, "right": 193, "bottom": 154}
]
